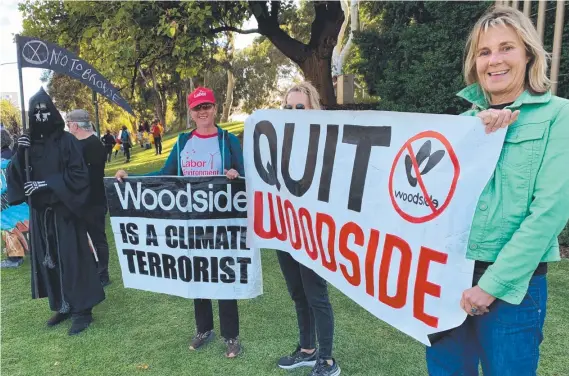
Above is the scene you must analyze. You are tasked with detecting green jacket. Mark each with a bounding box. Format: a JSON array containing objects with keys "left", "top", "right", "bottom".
[{"left": 458, "top": 83, "right": 569, "bottom": 305}]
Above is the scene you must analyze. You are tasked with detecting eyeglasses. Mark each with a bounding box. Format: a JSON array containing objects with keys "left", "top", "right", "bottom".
[
  {"left": 191, "top": 103, "right": 215, "bottom": 111},
  {"left": 283, "top": 103, "right": 305, "bottom": 110}
]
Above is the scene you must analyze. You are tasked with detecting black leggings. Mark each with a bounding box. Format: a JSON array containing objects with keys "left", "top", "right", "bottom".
[{"left": 277, "top": 251, "right": 335, "bottom": 359}]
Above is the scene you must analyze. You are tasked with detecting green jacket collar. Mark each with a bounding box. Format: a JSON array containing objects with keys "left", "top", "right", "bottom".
[{"left": 456, "top": 83, "right": 551, "bottom": 110}]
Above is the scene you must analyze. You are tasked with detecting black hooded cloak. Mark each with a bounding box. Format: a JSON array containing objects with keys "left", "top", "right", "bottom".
[{"left": 7, "top": 88, "right": 105, "bottom": 313}]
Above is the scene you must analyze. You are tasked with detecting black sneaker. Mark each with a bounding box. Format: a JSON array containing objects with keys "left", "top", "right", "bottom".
[
  {"left": 189, "top": 330, "right": 214, "bottom": 350},
  {"left": 278, "top": 345, "right": 318, "bottom": 370},
  {"left": 309, "top": 358, "right": 341, "bottom": 376}
]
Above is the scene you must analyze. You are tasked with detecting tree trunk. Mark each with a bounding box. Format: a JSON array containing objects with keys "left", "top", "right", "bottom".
[
  {"left": 139, "top": 66, "right": 166, "bottom": 127},
  {"left": 187, "top": 78, "right": 194, "bottom": 130},
  {"left": 178, "top": 88, "right": 184, "bottom": 131},
  {"left": 221, "top": 69, "right": 235, "bottom": 123},
  {"left": 251, "top": 1, "right": 344, "bottom": 107},
  {"left": 150, "top": 69, "right": 166, "bottom": 127},
  {"left": 332, "top": 0, "right": 350, "bottom": 77},
  {"left": 337, "top": 0, "right": 359, "bottom": 75},
  {"left": 153, "top": 91, "right": 166, "bottom": 129},
  {"left": 300, "top": 54, "right": 335, "bottom": 107}
]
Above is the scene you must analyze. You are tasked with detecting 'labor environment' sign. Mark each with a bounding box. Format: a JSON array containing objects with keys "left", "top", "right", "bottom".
[
  {"left": 243, "top": 109, "right": 505, "bottom": 345},
  {"left": 105, "top": 176, "right": 262, "bottom": 300}
]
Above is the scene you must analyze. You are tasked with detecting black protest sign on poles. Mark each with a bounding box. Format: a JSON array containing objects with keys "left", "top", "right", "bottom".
[
  {"left": 103, "top": 176, "right": 262, "bottom": 300},
  {"left": 16, "top": 35, "right": 134, "bottom": 115}
]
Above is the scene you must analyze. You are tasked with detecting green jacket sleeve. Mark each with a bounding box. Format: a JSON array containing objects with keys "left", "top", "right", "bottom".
[{"left": 478, "top": 103, "right": 569, "bottom": 304}]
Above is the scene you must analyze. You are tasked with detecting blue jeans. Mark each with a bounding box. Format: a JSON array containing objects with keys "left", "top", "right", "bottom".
[{"left": 426, "top": 274, "right": 547, "bottom": 376}]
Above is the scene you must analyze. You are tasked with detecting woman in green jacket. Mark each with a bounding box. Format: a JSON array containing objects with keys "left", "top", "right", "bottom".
[{"left": 426, "top": 6, "right": 569, "bottom": 376}]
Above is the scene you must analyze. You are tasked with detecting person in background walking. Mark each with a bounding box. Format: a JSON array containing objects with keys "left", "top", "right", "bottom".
[
  {"left": 113, "top": 135, "right": 121, "bottom": 159},
  {"left": 120, "top": 125, "right": 131, "bottom": 163},
  {"left": 137, "top": 121, "right": 144, "bottom": 148},
  {"left": 151, "top": 120, "right": 163, "bottom": 155},
  {"left": 101, "top": 130, "right": 115, "bottom": 163},
  {"left": 276, "top": 81, "right": 340, "bottom": 376}
]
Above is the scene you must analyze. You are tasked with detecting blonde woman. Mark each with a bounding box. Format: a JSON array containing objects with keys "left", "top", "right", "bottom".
[
  {"left": 427, "top": 7, "right": 569, "bottom": 375},
  {"left": 276, "top": 81, "right": 340, "bottom": 376}
]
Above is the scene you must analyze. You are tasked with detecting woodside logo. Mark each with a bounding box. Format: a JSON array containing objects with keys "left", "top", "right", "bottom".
[
  {"left": 404, "top": 140, "right": 445, "bottom": 187},
  {"left": 395, "top": 139, "right": 445, "bottom": 209},
  {"left": 389, "top": 130, "right": 461, "bottom": 224}
]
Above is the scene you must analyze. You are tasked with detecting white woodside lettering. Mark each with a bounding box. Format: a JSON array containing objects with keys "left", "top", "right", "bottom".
[{"left": 114, "top": 182, "right": 247, "bottom": 212}]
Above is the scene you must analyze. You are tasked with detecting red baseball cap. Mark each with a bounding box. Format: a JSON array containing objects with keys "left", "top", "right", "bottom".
[{"left": 188, "top": 87, "right": 216, "bottom": 109}]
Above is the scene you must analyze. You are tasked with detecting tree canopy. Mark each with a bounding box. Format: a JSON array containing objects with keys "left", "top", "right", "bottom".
[
  {"left": 353, "top": 1, "right": 569, "bottom": 114},
  {"left": 0, "top": 100, "right": 22, "bottom": 135},
  {"left": 18, "top": 1, "right": 567, "bottom": 121}
]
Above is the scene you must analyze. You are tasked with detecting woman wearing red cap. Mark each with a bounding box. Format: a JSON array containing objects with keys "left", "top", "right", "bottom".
[{"left": 115, "top": 87, "right": 244, "bottom": 358}]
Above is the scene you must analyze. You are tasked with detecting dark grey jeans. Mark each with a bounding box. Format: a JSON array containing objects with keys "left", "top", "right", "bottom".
[{"left": 277, "top": 250, "right": 335, "bottom": 360}]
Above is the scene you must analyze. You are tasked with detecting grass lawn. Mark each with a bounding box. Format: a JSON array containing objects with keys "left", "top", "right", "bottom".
[{"left": 2, "top": 123, "right": 568, "bottom": 375}]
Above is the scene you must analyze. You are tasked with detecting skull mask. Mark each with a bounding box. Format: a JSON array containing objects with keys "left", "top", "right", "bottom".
[{"left": 28, "top": 87, "right": 64, "bottom": 140}]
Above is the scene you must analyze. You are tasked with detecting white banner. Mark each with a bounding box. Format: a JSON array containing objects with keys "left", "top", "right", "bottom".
[
  {"left": 244, "top": 110, "right": 504, "bottom": 345},
  {"left": 105, "top": 176, "right": 263, "bottom": 300}
]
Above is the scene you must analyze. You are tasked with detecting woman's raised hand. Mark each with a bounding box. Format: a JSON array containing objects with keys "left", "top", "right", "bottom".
[{"left": 477, "top": 109, "right": 520, "bottom": 134}]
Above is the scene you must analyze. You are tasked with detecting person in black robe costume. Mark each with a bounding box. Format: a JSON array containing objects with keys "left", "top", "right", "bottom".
[{"left": 7, "top": 88, "right": 105, "bottom": 335}]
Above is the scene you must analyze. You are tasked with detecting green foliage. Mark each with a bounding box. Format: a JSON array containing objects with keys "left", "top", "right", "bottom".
[
  {"left": 354, "top": 1, "right": 569, "bottom": 114},
  {"left": 18, "top": 1, "right": 251, "bottom": 130},
  {"left": 354, "top": 1, "right": 490, "bottom": 114},
  {"left": 233, "top": 37, "right": 296, "bottom": 113},
  {"left": 281, "top": 0, "right": 314, "bottom": 45},
  {"left": 0, "top": 100, "right": 22, "bottom": 133}
]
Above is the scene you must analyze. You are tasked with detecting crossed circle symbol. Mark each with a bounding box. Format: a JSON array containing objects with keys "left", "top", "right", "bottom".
[{"left": 22, "top": 40, "right": 49, "bottom": 65}]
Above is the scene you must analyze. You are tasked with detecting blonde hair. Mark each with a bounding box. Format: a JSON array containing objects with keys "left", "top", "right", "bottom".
[
  {"left": 282, "top": 81, "right": 322, "bottom": 110},
  {"left": 464, "top": 6, "right": 550, "bottom": 95}
]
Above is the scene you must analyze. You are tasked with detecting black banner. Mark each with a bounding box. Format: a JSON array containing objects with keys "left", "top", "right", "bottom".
[
  {"left": 16, "top": 35, "right": 134, "bottom": 115},
  {"left": 104, "top": 176, "right": 248, "bottom": 220}
]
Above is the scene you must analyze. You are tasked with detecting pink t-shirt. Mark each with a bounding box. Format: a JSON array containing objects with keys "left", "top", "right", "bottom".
[{"left": 180, "top": 132, "right": 222, "bottom": 176}]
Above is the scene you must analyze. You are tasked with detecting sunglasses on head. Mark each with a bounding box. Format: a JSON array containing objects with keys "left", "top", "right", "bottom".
[
  {"left": 283, "top": 103, "right": 305, "bottom": 110},
  {"left": 191, "top": 103, "right": 214, "bottom": 111}
]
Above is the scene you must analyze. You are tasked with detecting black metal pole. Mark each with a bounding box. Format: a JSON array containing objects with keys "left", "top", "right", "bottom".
[
  {"left": 92, "top": 90, "right": 100, "bottom": 138},
  {"left": 15, "top": 34, "right": 39, "bottom": 297}
]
